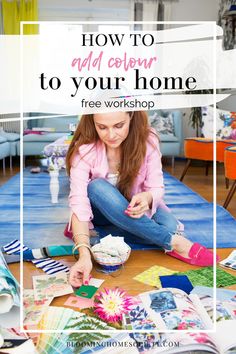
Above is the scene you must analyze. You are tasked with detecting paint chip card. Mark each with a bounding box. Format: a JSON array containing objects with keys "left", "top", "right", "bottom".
[
  {"left": 89, "top": 277, "right": 104, "bottom": 287},
  {"left": 75, "top": 285, "right": 98, "bottom": 299},
  {"left": 64, "top": 295, "right": 94, "bottom": 309}
]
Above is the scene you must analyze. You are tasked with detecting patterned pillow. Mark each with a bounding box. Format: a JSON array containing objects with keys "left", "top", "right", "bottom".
[
  {"left": 201, "top": 107, "right": 236, "bottom": 140},
  {"left": 149, "top": 112, "right": 175, "bottom": 135},
  {"left": 217, "top": 111, "right": 236, "bottom": 140}
]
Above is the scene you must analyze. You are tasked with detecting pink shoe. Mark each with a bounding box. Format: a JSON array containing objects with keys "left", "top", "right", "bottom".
[{"left": 166, "top": 242, "right": 220, "bottom": 267}]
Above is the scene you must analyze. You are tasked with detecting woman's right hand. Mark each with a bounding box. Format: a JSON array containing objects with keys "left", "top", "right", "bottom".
[{"left": 69, "top": 255, "right": 93, "bottom": 287}]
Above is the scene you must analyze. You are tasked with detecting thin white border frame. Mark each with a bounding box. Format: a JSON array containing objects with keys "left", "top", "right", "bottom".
[
  {"left": 19, "top": 20, "right": 217, "bottom": 335},
  {"left": 213, "top": 20, "right": 217, "bottom": 331},
  {"left": 20, "top": 23, "right": 24, "bottom": 333}
]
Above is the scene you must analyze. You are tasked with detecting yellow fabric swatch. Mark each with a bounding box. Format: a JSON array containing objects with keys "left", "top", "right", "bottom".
[{"left": 133, "top": 265, "right": 176, "bottom": 288}]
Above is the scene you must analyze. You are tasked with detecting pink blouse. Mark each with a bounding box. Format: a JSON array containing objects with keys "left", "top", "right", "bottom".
[{"left": 69, "top": 130, "right": 169, "bottom": 229}]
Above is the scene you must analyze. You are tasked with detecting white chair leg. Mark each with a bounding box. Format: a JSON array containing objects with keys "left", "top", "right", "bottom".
[{"left": 2, "top": 158, "right": 6, "bottom": 175}]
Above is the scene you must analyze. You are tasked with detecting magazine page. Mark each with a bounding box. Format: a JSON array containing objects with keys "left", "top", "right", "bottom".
[
  {"left": 194, "top": 290, "right": 236, "bottom": 323},
  {"left": 219, "top": 250, "right": 236, "bottom": 270},
  {"left": 123, "top": 301, "right": 219, "bottom": 354},
  {"left": 158, "top": 331, "right": 219, "bottom": 354},
  {"left": 129, "top": 332, "right": 220, "bottom": 354},
  {"left": 138, "top": 288, "right": 213, "bottom": 331},
  {"left": 0, "top": 328, "right": 36, "bottom": 354},
  {"left": 0, "top": 250, "right": 20, "bottom": 328},
  {"left": 196, "top": 294, "right": 236, "bottom": 353},
  {"left": 209, "top": 320, "right": 236, "bottom": 354}
]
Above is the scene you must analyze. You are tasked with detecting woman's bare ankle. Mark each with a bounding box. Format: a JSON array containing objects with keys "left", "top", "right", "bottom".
[{"left": 171, "top": 235, "right": 193, "bottom": 257}]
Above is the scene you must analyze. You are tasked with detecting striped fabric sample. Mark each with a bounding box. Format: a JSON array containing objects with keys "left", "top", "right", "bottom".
[
  {"left": 3, "top": 240, "right": 69, "bottom": 274},
  {"left": 3, "top": 239, "right": 29, "bottom": 254},
  {"left": 2, "top": 239, "right": 34, "bottom": 260},
  {"left": 31, "top": 258, "right": 69, "bottom": 275}
]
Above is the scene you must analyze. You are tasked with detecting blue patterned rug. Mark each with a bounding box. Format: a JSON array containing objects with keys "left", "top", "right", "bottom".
[{"left": 0, "top": 169, "right": 235, "bottom": 249}]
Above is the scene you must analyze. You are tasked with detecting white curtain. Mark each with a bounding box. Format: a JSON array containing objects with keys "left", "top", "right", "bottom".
[
  {"left": 131, "top": 0, "right": 172, "bottom": 30},
  {"left": 163, "top": 1, "right": 172, "bottom": 27},
  {"left": 143, "top": 1, "right": 158, "bottom": 25}
]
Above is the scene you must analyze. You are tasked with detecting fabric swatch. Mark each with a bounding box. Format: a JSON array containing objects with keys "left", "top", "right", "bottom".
[
  {"left": 159, "top": 275, "right": 193, "bottom": 294},
  {"left": 178, "top": 267, "right": 236, "bottom": 288},
  {"left": 31, "top": 258, "right": 69, "bottom": 275},
  {"left": 3, "top": 239, "right": 37, "bottom": 261},
  {"left": 3, "top": 240, "right": 70, "bottom": 274},
  {"left": 133, "top": 265, "right": 176, "bottom": 288},
  {"left": 3, "top": 239, "right": 29, "bottom": 254}
]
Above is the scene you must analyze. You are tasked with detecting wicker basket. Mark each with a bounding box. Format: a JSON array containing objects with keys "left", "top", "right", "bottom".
[{"left": 91, "top": 243, "right": 131, "bottom": 272}]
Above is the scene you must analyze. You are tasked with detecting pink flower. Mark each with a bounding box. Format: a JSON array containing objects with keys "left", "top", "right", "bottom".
[{"left": 94, "top": 288, "right": 134, "bottom": 323}]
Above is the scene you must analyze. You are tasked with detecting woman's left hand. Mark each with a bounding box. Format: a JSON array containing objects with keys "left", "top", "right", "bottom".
[{"left": 125, "top": 192, "right": 153, "bottom": 218}]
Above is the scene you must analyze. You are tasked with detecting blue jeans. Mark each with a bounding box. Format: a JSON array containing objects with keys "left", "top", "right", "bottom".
[{"left": 88, "top": 178, "right": 179, "bottom": 250}]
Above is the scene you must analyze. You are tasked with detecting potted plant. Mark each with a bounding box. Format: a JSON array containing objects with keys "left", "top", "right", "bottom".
[
  {"left": 188, "top": 89, "right": 212, "bottom": 137},
  {"left": 189, "top": 107, "right": 203, "bottom": 137}
]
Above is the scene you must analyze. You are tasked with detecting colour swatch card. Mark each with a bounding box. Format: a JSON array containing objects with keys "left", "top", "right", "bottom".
[
  {"left": 64, "top": 295, "right": 94, "bottom": 309},
  {"left": 36, "top": 306, "right": 114, "bottom": 351},
  {"left": 89, "top": 277, "right": 104, "bottom": 288},
  {"left": 75, "top": 285, "right": 98, "bottom": 299},
  {"left": 73, "top": 277, "right": 105, "bottom": 299},
  {"left": 133, "top": 265, "right": 176, "bottom": 288},
  {"left": 32, "top": 273, "right": 73, "bottom": 300}
]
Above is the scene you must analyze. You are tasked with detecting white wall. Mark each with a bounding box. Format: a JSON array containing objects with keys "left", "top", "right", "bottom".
[
  {"left": 170, "top": 0, "right": 220, "bottom": 22},
  {"left": 218, "top": 93, "right": 236, "bottom": 112}
]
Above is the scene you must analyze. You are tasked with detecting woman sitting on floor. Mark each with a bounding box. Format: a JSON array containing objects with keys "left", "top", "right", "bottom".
[{"left": 66, "top": 111, "right": 217, "bottom": 287}]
